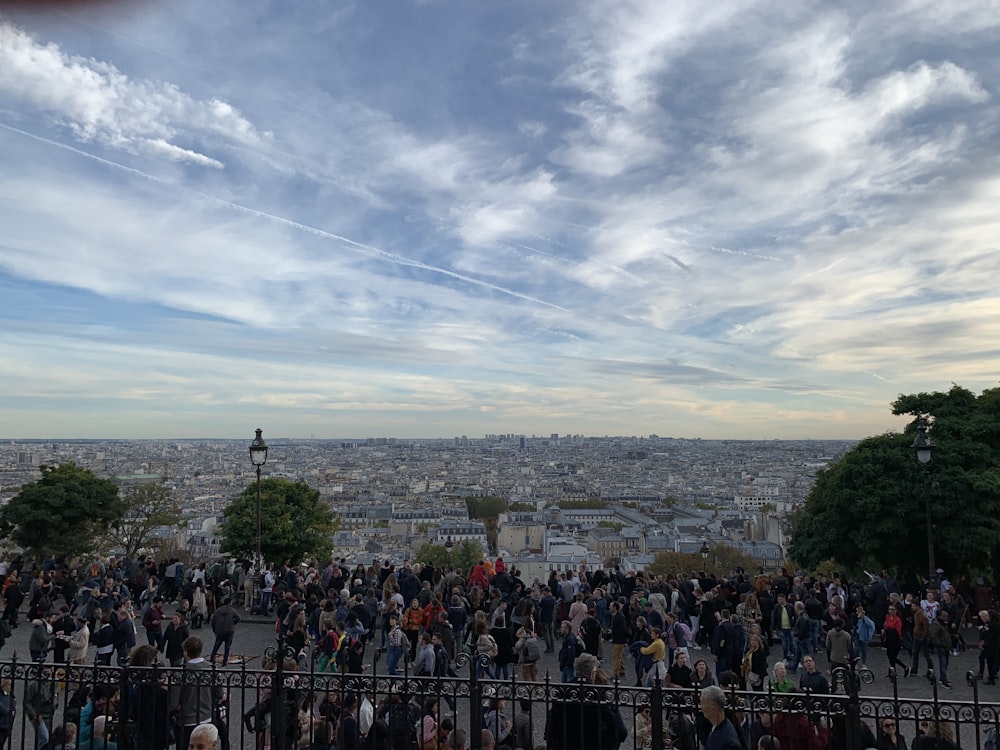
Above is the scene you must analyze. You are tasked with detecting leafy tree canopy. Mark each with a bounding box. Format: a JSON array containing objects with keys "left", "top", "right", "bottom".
[
  {"left": 219, "top": 477, "right": 337, "bottom": 565},
  {"left": 647, "top": 544, "right": 757, "bottom": 580},
  {"left": 451, "top": 539, "right": 483, "bottom": 573},
  {"left": 414, "top": 543, "right": 452, "bottom": 570},
  {"left": 465, "top": 496, "right": 507, "bottom": 518},
  {"left": 413, "top": 539, "right": 483, "bottom": 573},
  {"left": 789, "top": 385, "right": 1000, "bottom": 581},
  {"left": 103, "top": 482, "right": 183, "bottom": 558},
  {"left": 0, "top": 463, "right": 124, "bottom": 558}
]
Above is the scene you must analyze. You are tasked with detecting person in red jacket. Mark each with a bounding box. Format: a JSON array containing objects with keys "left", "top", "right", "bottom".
[{"left": 883, "top": 604, "right": 909, "bottom": 676}]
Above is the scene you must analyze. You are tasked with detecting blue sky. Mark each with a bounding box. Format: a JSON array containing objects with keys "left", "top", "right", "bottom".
[{"left": 1, "top": 1, "right": 998, "bottom": 440}]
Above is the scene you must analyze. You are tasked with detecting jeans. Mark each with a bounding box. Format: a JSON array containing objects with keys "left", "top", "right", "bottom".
[
  {"left": 778, "top": 628, "right": 795, "bottom": 659},
  {"left": 935, "top": 647, "right": 950, "bottom": 684},
  {"left": 33, "top": 717, "right": 51, "bottom": 750},
  {"left": 857, "top": 640, "right": 869, "bottom": 664},
  {"left": 541, "top": 621, "right": 555, "bottom": 652},
  {"left": 809, "top": 619, "right": 821, "bottom": 653},
  {"left": 561, "top": 667, "right": 575, "bottom": 683},
  {"left": 387, "top": 645, "right": 404, "bottom": 675},
  {"left": 211, "top": 632, "right": 235, "bottom": 666},
  {"left": 146, "top": 628, "right": 163, "bottom": 649},
  {"left": 911, "top": 638, "right": 932, "bottom": 674},
  {"left": 260, "top": 591, "right": 272, "bottom": 613}
]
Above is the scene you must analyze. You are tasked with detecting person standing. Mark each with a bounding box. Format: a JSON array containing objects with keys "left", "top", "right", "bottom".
[
  {"left": 113, "top": 601, "right": 137, "bottom": 666},
  {"left": 609, "top": 601, "right": 630, "bottom": 678},
  {"left": 171, "top": 636, "right": 224, "bottom": 750},
  {"left": 143, "top": 597, "right": 166, "bottom": 648},
  {"left": 68, "top": 615, "right": 90, "bottom": 664},
  {"left": 161, "top": 612, "right": 190, "bottom": 667},
  {"left": 883, "top": 605, "right": 910, "bottom": 677},
  {"left": 209, "top": 597, "right": 240, "bottom": 667},
  {"left": 385, "top": 614, "right": 405, "bottom": 676},
  {"left": 25, "top": 664, "right": 56, "bottom": 750},
  {"left": 545, "top": 653, "right": 627, "bottom": 750},
  {"left": 929, "top": 609, "right": 953, "bottom": 688},
  {"left": 698, "top": 685, "right": 742, "bottom": 750},
  {"left": 28, "top": 614, "right": 54, "bottom": 663},
  {"left": 826, "top": 619, "right": 853, "bottom": 671},
  {"left": 911, "top": 603, "right": 932, "bottom": 677}
]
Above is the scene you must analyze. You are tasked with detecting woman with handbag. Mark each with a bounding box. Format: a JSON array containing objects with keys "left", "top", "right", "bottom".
[{"left": 742, "top": 634, "right": 768, "bottom": 690}]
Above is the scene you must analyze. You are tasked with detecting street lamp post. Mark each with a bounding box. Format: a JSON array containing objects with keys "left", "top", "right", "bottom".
[
  {"left": 700, "top": 541, "right": 710, "bottom": 562},
  {"left": 249, "top": 428, "right": 269, "bottom": 604},
  {"left": 911, "top": 424, "right": 935, "bottom": 587}
]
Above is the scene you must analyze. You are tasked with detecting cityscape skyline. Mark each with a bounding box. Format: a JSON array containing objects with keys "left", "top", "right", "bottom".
[{"left": 1, "top": 3, "right": 998, "bottom": 440}]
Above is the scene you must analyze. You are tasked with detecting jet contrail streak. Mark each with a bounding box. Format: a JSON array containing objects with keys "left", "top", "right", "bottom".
[{"left": 0, "top": 122, "right": 566, "bottom": 311}]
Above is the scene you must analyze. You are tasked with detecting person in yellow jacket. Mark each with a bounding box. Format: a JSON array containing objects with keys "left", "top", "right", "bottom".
[{"left": 641, "top": 627, "right": 667, "bottom": 686}]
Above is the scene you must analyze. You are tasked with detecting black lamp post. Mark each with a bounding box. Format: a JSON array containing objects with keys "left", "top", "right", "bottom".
[
  {"left": 700, "top": 541, "right": 710, "bottom": 561},
  {"left": 911, "top": 424, "right": 935, "bottom": 587},
  {"left": 249, "top": 428, "right": 269, "bottom": 592}
]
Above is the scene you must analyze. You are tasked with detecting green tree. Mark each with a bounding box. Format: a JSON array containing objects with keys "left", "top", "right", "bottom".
[
  {"left": 451, "top": 539, "right": 483, "bottom": 573},
  {"left": 414, "top": 542, "right": 452, "bottom": 570},
  {"left": 465, "top": 496, "right": 508, "bottom": 518},
  {"left": 103, "top": 483, "right": 183, "bottom": 557},
  {"left": 647, "top": 544, "right": 757, "bottom": 580},
  {"left": 0, "top": 463, "right": 124, "bottom": 558},
  {"left": 507, "top": 501, "right": 535, "bottom": 512},
  {"left": 789, "top": 385, "right": 1000, "bottom": 581},
  {"left": 219, "top": 477, "right": 337, "bottom": 565}
]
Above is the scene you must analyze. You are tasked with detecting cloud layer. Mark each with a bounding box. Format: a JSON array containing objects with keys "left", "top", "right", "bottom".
[{"left": 0, "top": 1, "right": 998, "bottom": 439}]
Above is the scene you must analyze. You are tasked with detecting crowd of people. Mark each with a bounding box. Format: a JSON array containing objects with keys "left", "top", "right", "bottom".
[{"left": 0, "top": 553, "right": 994, "bottom": 750}]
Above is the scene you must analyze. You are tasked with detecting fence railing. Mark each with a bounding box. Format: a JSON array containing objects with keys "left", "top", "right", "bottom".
[{"left": 0, "top": 650, "right": 998, "bottom": 750}]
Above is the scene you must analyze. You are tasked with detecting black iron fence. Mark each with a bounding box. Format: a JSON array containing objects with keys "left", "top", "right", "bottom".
[{"left": 0, "top": 650, "right": 998, "bottom": 750}]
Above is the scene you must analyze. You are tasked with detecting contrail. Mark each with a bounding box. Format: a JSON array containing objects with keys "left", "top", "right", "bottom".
[{"left": 0, "top": 122, "right": 567, "bottom": 311}]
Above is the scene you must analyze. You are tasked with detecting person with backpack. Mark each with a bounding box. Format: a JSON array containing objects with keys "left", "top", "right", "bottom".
[
  {"left": 558, "top": 620, "right": 584, "bottom": 683},
  {"left": 665, "top": 611, "right": 691, "bottom": 663},
  {"left": 386, "top": 614, "right": 406, "bottom": 676},
  {"left": 514, "top": 627, "right": 541, "bottom": 682}
]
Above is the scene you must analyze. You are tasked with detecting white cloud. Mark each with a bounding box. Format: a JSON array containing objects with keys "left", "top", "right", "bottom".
[{"left": 0, "top": 20, "right": 265, "bottom": 165}]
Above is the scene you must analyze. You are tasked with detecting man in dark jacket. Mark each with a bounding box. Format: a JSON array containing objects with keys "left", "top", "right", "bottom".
[
  {"left": 209, "top": 597, "right": 241, "bottom": 666},
  {"left": 546, "top": 653, "right": 627, "bottom": 750},
  {"left": 610, "top": 601, "right": 630, "bottom": 678}
]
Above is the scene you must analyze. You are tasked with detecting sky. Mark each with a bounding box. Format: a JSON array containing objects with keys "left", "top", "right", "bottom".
[{"left": 0, "top": 0, "right": 998, "bottom": 441}]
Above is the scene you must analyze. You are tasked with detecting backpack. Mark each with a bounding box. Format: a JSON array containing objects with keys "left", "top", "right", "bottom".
[
  {"left": 523, "top": 637, "right": 541, "bottom": 664},
  {"left": 569, "top": 633, "right": 584, "bottom": 658},
  {"left": 672, "top": 621, "right": 691, "bottom": 647},
  {"left": 319, "top": 630, "right": 338, "bottom": 657},
  {"left": 336, "top": 635, "right": 355, "bottom": 670}
]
